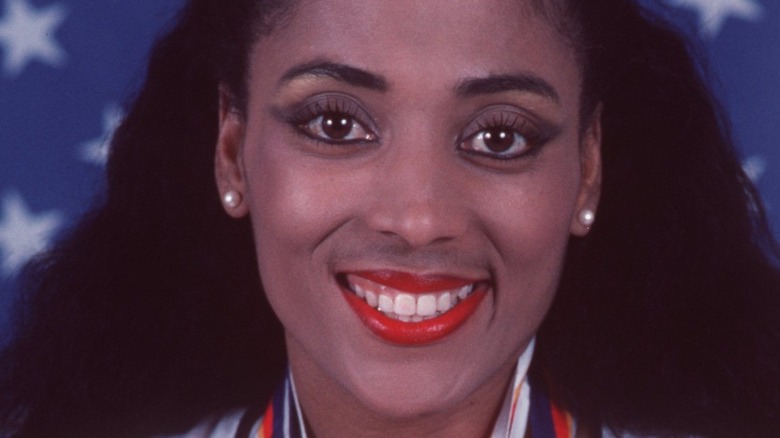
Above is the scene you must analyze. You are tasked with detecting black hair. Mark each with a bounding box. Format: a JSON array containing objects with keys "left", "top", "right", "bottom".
[
  {"left": 538, "top": 1, "right": 780, "bottom": 436},
  {"left": 1, "top": 0, "right": 778, "bottom": 436},
  {"left": 0, "top": 1, "right": 291, "bottom": 436}
]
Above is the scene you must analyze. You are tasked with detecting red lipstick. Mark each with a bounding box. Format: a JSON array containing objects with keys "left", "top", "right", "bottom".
[
  {"left": 342, "top": 271, "right": 489, "bottom": 345},
  {"left": 352, "top": 270, "right": 477, "bottom": 293}
]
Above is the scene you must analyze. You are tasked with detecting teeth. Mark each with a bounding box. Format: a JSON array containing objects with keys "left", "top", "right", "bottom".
[
  {"left": 436, "top": 292, "right": 451, "bottom": 312},
  {"left": 378, "top": 295, "right": 394, "bottom": 313},
  {"left": 347, "top": 275, "right": 481, "bottom": 323},
  {"left": 417, "top": 295, "right": 437, "bottom": 316},
  {"left": 365, "top": 290, "right": 378, "bottom": 308},
  {"left": 354, "top": 284, "right": 366, "bottom": 298},
  {"left": 394, "top": 294, "right": 416, "bottom": 316}
]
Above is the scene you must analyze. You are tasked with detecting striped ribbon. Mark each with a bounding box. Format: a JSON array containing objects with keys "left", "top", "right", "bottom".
[{"left": 527, "top": 374, "right": 576, "bottom": 438}]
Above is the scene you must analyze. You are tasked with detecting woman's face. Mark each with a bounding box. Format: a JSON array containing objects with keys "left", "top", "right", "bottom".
[{"left": 217, "top": 0, "right": 599, "bottom": 421}]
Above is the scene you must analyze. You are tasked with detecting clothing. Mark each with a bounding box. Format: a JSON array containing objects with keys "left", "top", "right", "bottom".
[{"left": 169, "top": 340, "right": 577, "bottom": 438}]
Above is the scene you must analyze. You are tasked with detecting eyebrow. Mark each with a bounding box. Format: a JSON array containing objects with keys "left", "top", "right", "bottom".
[
  {"left": 278, "top": 61, "right": 559, "bottom": 103},
  {"left": 279, "top": 60, "right": 388, "bottom": 91},
  {"left": 455, "top": 74, "right": 560, "bottom": 103}
]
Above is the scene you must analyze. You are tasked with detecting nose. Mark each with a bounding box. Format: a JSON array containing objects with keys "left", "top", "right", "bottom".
[{"left": 364, "top": 140, "right": 469, "bottom": 248}]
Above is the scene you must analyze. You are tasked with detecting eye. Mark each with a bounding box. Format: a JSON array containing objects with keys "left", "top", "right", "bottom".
[
  {"left": 462, "top": 127, "right": 529, "bottom": 158},
  {"left": 458, "top": 108, "right": 550, "bottom": 161},
  {"left": 284, "top": 95, "right": 378, "bottom": 145},
  {"left": 300, "top": 111, "right": 375, "bottom": 143}
]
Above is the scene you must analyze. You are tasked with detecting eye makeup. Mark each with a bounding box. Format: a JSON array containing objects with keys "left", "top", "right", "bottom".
[
  {"left": 274, "top": 93, "right": 379, "bottom": 145},
  {"left": 457, "top": 105, "right": 559, "bottom": 162},
  {"left": 271, "top": 89, "right": 560, "bottom": 167}
]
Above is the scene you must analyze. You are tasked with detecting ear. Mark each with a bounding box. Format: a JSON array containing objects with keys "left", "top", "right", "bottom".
[
  {"left": 570, "top": 105, "right": 602, "bottom": 236},
  {"left": 215, "top": 85, "right": 250, "bottom": 218}
]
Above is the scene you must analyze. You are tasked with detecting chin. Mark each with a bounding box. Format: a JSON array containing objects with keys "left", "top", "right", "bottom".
[{"left": 338, "top": 355, "right": 480, "bottom": 420}]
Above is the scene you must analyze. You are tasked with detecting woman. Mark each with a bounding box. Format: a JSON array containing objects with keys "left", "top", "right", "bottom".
[{"left": 1, "top": 0, "right": 778, "bottom": 437}]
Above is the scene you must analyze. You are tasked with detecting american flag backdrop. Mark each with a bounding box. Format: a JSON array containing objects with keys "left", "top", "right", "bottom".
[{"left": 0, "top": 0, "right": 778, "bottom": 344}]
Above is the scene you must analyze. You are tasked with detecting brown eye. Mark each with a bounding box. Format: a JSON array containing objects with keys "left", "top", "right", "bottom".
[
  {"left": 481, "top": 128, "right": 516, "bottom": 153},
  {"left": 300, "top": 111, "right": 376, "bottom": 143},
  {"left": 457, "top": 106, "right": 551, "bottom": 161},
  {"left": 321, "top": 112, "right": 353, "bottom": 140},
  {"left": 461, "top": 128, "right": 530, "bottom": 158}
]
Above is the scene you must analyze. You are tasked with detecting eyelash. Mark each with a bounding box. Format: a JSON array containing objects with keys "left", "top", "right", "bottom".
[
  {"left": 282, "top": 96, "right": 549, "bottom": 161},
  {"left": 458, "top": 111, "right": 547, "bottom": 161},
  {"left": 285, "top": 95, "right": 378, "bottom": 145}
]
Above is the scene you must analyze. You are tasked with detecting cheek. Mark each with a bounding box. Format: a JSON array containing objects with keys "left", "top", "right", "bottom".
[
  {"left": 491, "top": 187, "right": 573, "bottom": 310},
  {"left": 478, "top": 145, "right": 582, "bottom": 325},
  {"left": 495, "top": 173, "right": 578, "bottom": 259},
  {"left": 239, "top": 134, "right": 336, "bottom": 319},
  {"left": 239, "top": 130, "right": 367, "bottom": 343},
  {"left": 483, "top": 150, "right": 580, "bottom": 255},
  {"left": 243, "top": 139, "right": 345, "bottom": 254}
]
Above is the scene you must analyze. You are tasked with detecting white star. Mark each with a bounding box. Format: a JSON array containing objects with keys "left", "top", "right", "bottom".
[
  {"left": 0, "top": 191, "right": 62, "bottom": 276},
  {"left": 0, "top": 0, "right": 67, "bottom": 77},
  {"left": 742, "top": 155, "right": 767, "bottom": 183},
  {"left": 79, "top": 104, "right": 124, "bottom": 165},
  {"left": 668, "top": 0, "right": 763, "bottom": 38}
]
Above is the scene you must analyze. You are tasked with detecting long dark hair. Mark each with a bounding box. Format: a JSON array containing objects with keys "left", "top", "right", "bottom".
[
  {"left": 1, "top": 0, "right": 778, "bottom": 436},
  {"left": 537, "top": 1, "right": 780, "bottom": 437}
]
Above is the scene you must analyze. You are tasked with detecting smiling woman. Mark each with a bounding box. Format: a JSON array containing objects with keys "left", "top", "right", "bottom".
[
  {"left": 214, "top": 4, "right": 596, "bottom": 435},
  {"left": 0, "top": 0, "right": 779, "bottom": 437}
]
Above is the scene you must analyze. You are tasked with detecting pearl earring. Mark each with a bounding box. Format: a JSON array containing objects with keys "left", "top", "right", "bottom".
[
  {"left": 578, "top": 209, "right": 595, "bottom": 227},
  {"left": 223, "top": 191, "right": 241, "bottom": 208}
]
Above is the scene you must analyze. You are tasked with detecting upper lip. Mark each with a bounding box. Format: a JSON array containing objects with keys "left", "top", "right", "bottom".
[{"left": 342, "top": 270, "right": 484, "bottom": 293}]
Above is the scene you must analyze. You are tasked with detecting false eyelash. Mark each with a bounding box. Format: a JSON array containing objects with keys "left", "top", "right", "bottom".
[
  {"left": 459, "top": 114, "right": 549, "bottom": 162},
  {"left": 276, "top": 94, "right": 379, "bottom": 147},
  {"left": 475, "top": 112, "right": 522, "bottom": 132},
  {"left": 285, "top": 96, "right": 363, "bottom": 127},
  {"left": 476, "top": 113, "right": 547, "bottom": 148}
]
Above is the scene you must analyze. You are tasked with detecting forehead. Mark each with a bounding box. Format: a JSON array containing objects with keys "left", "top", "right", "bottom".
[{"left": 250, "top": 0, "right": 580, "bottom": 106}]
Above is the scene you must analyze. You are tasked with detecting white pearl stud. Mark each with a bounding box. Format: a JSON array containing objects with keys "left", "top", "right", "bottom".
[
  {"left": 578, "top": 209, "right": 596, "bottom": 227},
  {"left": 223, "top": 191, "right": 241, "bottom": 208}
]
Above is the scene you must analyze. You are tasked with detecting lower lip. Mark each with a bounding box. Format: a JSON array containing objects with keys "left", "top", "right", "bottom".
[{"left": 343, "top": 286, "right": 487, "bottom": 345}]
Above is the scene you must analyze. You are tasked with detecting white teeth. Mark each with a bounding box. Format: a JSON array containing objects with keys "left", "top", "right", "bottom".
[
  {"left": 417, "top": 295, "right": 437, "bottom": 316},
  {"left": 437, "top": 292, "right": 452, "bottom": 312},
  {"left": 394, "top": 294, "right": 416, "bottom": 316},
  {"left": 378, "top": 295, "right": 394, "bottom": 313},
  {"left": 347, "top": 275, "right": 482, "bottom": 323},
  {"left": 354, "top": 284, "right": 366, "bottom": 298},
  {"left": 365, "top": 290, "right": 378, "bottom": 308},
  {"left": 457, "top": 285, "right": 471, "bottom": 300}
]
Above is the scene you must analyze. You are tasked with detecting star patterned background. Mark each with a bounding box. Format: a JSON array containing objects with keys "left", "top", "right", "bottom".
[{"left": 0, "top": 0, "right": 778, "bottom": 344}]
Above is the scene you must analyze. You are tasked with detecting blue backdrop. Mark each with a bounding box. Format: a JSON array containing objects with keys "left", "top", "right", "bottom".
[{"left": 0, "top": 0, "right": 778, "bottom": 343}]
